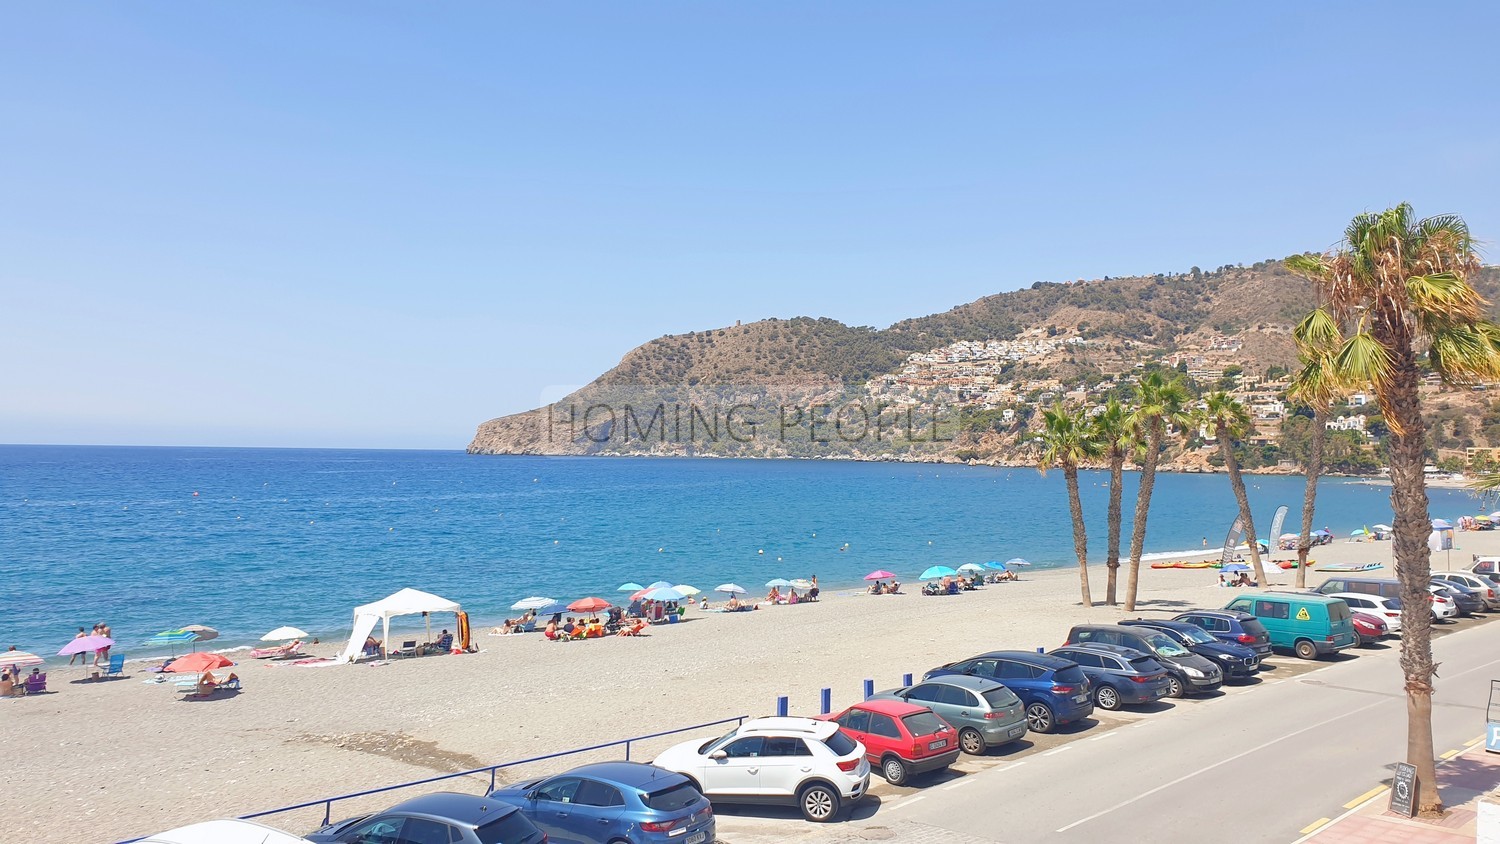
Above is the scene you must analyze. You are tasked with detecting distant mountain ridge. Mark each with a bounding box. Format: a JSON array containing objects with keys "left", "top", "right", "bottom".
[{"left": 469, "top": 260, "right": 1500, "bottom": 460}]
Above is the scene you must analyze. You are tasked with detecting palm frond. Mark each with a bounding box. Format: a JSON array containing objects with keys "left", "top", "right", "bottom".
[
  {"left": 1430, "top": 321, "right": 1500, "bottom": 383},
  {"left": 1333, "top": 330, "right": 1392, "bottom": 388},
  {"left": 1406, "top": 272, "right": 1484, "bottom": 325},
  {"left": 1294, "top": 307, "right": 1342, "bottom": 352}
]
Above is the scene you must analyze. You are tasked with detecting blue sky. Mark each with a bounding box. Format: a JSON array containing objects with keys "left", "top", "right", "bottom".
[{"left": 3, "top": 2, "right": 1497, "bottom": 449}]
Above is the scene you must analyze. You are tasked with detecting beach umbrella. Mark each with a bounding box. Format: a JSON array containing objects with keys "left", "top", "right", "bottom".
[
  {"left": 1279, "top": 533, "right": 1299, "bottom": 540},
  {"left": 673, "top": 584, "right": 702, "bottom": 597},
  {"left": 1432, "top": 519, "right": 1454, "bottom": 530},
  {"left": 165, "top": 652, "right": 234, "bottom": 673},
  {"left": 1312, "top": 529, "right": 1332, "bottom": 537},
  {"left": 0, "top": 651, "right": 44, "bottom": 672},
  {"left": 714, "top": 583, "right": 746, "bottom": 595},
  {"left": 641, "top": 587, "right": 682, "bottom": 601},
  {"left": 1350, "top": 529, "right": 1368, "bottom": 536},
  {"left": 617, "top": 582, "right": 645, "bottom": 592},
  {"left": 919, "top": 566, "right": 958, "bottom": 580},
  {"left": 260, "top": 626, "right": 308, "bottom": 642},
  {"left": 788, "top": 579, "right": 813, "bottom": 590},
  {"left": 629, "top": 588, "right": 652, "bottom": 601},
  {"left": 957, "top": 563, "right": 986, "bottom": 573},
  {"left": 511, "top": 596, "right": 558, "bottom": 611},
  {"left": 765, "top": 578, "right": 792, "bottom": 588},
  {"left": 647, "top": 581, "right": 674, "bottom": 589},
  {"left": 1222, "top": 563, "right": 1253, "bottom": 573},
  {"left": 144, "top": 629, "right": 197, "bottom": 657},
  {"left": 58, "top": 635, "right": 113, "bottom": 657},
  {"left": 864, "top": 570, "right": 897, "bottom": 580},
  {"left": 984, "top": 561, "right": 1009, "bottom": 571},
  {"left": 182, "top": 625, "right": 219, "bottom": 644},
  {"left": 1004, "top": 558, "right": 1033, "bottom": 567},
  {"left": 1489, "top": 513, "right": 1500, "bottom": 521},
  {"left": 567, "top": 597, "right": 612, "bottom": 613}
]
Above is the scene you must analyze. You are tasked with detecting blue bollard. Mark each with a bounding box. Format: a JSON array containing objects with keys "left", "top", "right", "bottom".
[
  {"left": 903, "top": 673, "right": 913, "bottom": 686},
  {"left": 776, "top": 695, "right": 789, "bottom": 717},
  {"left": 1037, "top": 647, "right": 1044, "bottom": 654},
  {"left": 820, "top": 687, "right": 831, "bottom": 714},
  {"left": 863, "top": 678, "right": 874, "bottom": 699}
]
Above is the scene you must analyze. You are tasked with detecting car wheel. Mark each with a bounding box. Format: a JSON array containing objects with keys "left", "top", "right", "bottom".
[
  {"left": 1166, "top": 675, "right": 1185, "bottom": 699},
  {"left": 1294, "top": 639, "right": 1318, "bottom": 660},
  {"left": 959, "top": 727, "right": 986, "bottom": 755},
  {"left": 1025, "top": 702, "right": 1055, "bottom": 733},
  {"left": 799, "top": 782, "right": 841, "bottom": 822},
  {"left": 1095, "top": 685, "right": 1121, "bottom": 711},
  {"left": 882, "top": 755, "right": 910, "bottom": 785}
]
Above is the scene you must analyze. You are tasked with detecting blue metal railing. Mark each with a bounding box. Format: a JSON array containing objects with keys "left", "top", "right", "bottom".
[{"left": 117, "top": 715, "right": 747, "bottom": 842}]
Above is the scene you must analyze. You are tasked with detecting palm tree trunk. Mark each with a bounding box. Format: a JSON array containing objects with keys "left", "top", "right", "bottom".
[
  {"left": 1105, "top": 449, "right": 1124, "bottom": 605},
  {"left": 1064, "top": 464, "right": 1093, "bottom": 607},
  {"left": 1296, "top": 407, "right": 1327, "bottom": 589},
  {"left": 1218, "top": 424, "right": 1265, "bottom": 586},
  {"left": 1124, "top": 423, "right": 1162, "bottom": 612},
  {"left": 1383, "top": 338, "right": 1442, "bottom": 817}
]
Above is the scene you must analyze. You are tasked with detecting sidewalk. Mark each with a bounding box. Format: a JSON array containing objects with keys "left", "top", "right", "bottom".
[{"left": 1301, "top": 741, "right": 1500, "bottom": 843}]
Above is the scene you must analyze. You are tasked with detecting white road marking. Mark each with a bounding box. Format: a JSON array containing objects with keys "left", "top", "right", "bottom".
[
  {"left": 1088, "top": 732, "right": 1116, "bottom": 742},
  {"left": 887, "top": 795, "right": 926, "bottom": 811},
  {"left": 1042, "top": 745, "right": 1072, "bottom": 757},
  {"left": 943, "top": 779, "right": 974, "bottom": 790}
]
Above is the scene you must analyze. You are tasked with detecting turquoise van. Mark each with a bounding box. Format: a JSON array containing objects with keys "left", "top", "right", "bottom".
[{"left": 1222, "top": 592, "right": 1357, "bottom": 659}]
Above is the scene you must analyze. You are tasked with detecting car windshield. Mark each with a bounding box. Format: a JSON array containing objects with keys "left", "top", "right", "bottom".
[
  {"left": 901, "top": 711, "right": 949, "bottom": 737},
  {"left": 823, "top": 731, "right": 858, "bottom": 757},
  {"left": 1171, "top": 625, "right": 1216, "bottom": 644},
  {"left": 643, "top": 782, "right": 701, "bottom": 812},
  {"left": 981, "top": 687, "right": 1020, "bottom": 708},
  {"left": 703, "top": 728, "right": 740, "bottom": 754},
  {"left": 477, "top": 810, "right": 540, "bottom": 844},
  {"left": 1144, "top": 632, "right": 1190, "bottom": 658}
]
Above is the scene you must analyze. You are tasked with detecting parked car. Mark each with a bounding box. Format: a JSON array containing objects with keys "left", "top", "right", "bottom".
[
  {"left": 652, "top": 717, "right": 869, "bottom": 823},
  {"left": 1469, "top": 556, "right": 1500, "bottom": 586},
  {"left": 1222, "top": 593, "right": 1357, "bottom": 659},
  {"left": 1327, "top": 592, "right": 1403, "bottom": 633},
  {"left": 923, "top": 650, "right": 1093, "bottom": 734},
  {"left": 1428, "top": 577, "right": 1485, "bottom": 616},
  {"left": 820, "top": 698, "right": 961, "bottom": 784},
  {"left": 488, "top": 761, "right": 713, "bottom": 844},
  {"left": 1428, "top": 585, "right": 1461, "bottom": 620},
  {"left": 1171, "top": 610, "right": 1272, "bottom": 656},
  {"left": 1048, "top": 643, "right": 1171, "bottom": 710},
  {"left": 1063, "top": 624, "right": 1223, "bottom": 697},
  {"left": 1118, "top": 619, "right": 1262, "bottom": 680},
  {"left": 1350, "top": 610, "right": 1389, "bottom": 646},
  {"left": 307, "top": 792, "right": 546, "bottom": 844},
  {"left": 142, "top": 820, "right": 315, "bottom": 844},
  {"left": 1316, "top": 576, "right": 1401, "bottom": 601},
  {"left": 1432, "top": 571, "right": 1500, "bottom": 610},
  {"left": 865, "top": 674, "right": 1028, "bottom": 755}
]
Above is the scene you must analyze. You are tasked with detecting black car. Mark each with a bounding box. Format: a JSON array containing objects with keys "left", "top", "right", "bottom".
[
  {"left": 1120, "top": 619, "right": 1262, "bottom": 680},
  {"left": 1064, "top": 624, "right": 1223, "bottom": 697},
  {"left": 1172, "top": 609, "right": 1273, "bottom": 657},
  {"left": 307, "top": 792, "right": 547, "bottom": 844},
  {"left": 1429, "top": 577, "right": 1485, "bottom": 616}
]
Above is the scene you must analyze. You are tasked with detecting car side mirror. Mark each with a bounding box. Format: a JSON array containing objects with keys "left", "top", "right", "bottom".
[{"left": 709, "top": 750, "right": 728, "bottom": 760}]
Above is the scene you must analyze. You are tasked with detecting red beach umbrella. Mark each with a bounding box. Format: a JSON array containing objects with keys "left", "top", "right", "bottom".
[
  {"left": 567, "top": 597, "right": 612, "bottom": 613},
  {"left": 166, "top": 652, "right": 234, "bottom": 673}
]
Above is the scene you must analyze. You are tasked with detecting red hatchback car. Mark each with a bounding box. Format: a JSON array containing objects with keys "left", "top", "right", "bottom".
[{"left": 820, "top": 699, "right": 961, "bottom": 786}]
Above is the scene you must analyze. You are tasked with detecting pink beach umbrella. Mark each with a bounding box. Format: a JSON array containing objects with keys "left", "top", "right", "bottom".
[
  {"left": 864, "top": 570, "right": 897, "bottom": 581},
  {"left": 57, "top": 635, "right": 114, "bottom": 656}
]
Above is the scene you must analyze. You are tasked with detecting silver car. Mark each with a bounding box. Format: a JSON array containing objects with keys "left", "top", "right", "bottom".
[{"left": 868, "top": 674, "right": 1028, "bottom": 754}]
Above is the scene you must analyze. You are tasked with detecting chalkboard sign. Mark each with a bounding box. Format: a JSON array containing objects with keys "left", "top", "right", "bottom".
[{"left": 1389, "top": 762, "right": 1418, "bottom": 817}]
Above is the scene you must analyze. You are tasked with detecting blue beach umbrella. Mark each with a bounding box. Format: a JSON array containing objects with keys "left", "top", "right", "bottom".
[
  {"left": 1221, "top": 563, "right": 1253, "bottom": 573},
  {"left": 919, "top": 566, "right": 958, "bottom": 580},
  {"left": 647, "top": 581, "right": 674, "bottom": 589},
  {"left": 617, "top": 582, "right": 644, "bottom": 592},
  {"left": 144, "top": 628, "right": 197, "bottom": 657},
  {"left": 957, "top": 563, "right": 986, "bottom": 573},
  {"left": 511, "top": 596, "right": 558, "bottom": 611},
  {"left": 642, "top": 587, "right": 683, "bottom": 601},
  {"left": 765, "top": 578, "right": 792, "bottom": 588},
  {"left": 1004, "top": 558, "right": 1032, "bottom": 567},
  {"left": 984, "top": 561, "right": 1009, "bottom": 571},
  {"left": 715, "top": 583, "right": 746, "bottom": 595}
]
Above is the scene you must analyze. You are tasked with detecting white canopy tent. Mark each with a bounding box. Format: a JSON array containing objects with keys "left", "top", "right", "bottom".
[{"left": 336, "top": 587, "right": 461, "bottom": 664}]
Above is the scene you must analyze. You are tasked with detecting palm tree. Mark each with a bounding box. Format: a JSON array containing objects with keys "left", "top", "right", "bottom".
[
  {"left": 1123, "top": 371, "right": 1191, "bottom": 612},
  {"left": 1037, "top": 404, "right": 1102, "bottom": 607},
  {"left": 1289, "top": 311, "right": 1343, "bottom": 589},
  {"left": 1090, "top": 399, "right": 1134, "bottom": 605},
  {"left": 1195, "top": 393, "right": 1265, "bottom": 586},
  {"left": 1286, "top": 203, "right": 1500, "bottom": 817}
]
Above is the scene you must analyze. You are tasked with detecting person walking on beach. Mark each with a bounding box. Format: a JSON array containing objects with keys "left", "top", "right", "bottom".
[{"left": 67, "top": 627, "right": 87, "bottom": 665}]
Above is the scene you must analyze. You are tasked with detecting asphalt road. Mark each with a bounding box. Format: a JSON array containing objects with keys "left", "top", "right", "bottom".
[{"left": 859, "top": 621, "right": 1500, "bottom": 843}]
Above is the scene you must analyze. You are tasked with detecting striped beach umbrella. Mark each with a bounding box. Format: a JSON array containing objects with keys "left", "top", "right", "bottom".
[{"left": 0, "top": 651, "right": 45, "bottom": 672}]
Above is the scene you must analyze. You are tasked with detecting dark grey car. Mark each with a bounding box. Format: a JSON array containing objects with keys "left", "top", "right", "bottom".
[
  {"left": 868, "top": 674, "right": 1029, "bottom": 754},
  {"left": 307, "top": 792, "right": 546, "bottom": 844}
]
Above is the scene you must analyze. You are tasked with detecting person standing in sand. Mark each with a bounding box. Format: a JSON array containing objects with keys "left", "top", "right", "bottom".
[
  {"left": 67, "top": 628, "right": 87, "bottom": 666},
  {"left": 95, "top": 622, "right": 112, "bottom": 668}
]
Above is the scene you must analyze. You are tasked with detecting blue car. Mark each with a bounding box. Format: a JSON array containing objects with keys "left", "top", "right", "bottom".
[
  {"left": 924, "top": 650, "right": 1094, "bottom": 734},
  {"left": 1171, "top": 610, "right": 1273, "bottom": 657},
  {"left": 307, "top": 792, "right": 545, "bottom": 844},
  {"left": 489, "top": 761, "right": 714, "bottom": 844},
  {"left": 1119, "top": 619, "right": 1262, "bottom": 680}
]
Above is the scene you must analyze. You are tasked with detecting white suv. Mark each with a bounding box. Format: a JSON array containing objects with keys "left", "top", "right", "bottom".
[
  {"left": 653, "top": 716, "right": 870, "bottom": 822},
  {"left": 1329, "top": 592, "right": 1402, "bottom": 633}
]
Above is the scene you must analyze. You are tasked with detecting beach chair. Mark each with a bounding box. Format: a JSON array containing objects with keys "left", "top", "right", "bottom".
[
  {"left": 103, "top": 654, "right": 125, "bottom": 678},
  {"left": 24, "top": 673, "right": 47, "bottom": 694},
  {"left": 394, "top": 640, "right": 419, "bottom": 658}
]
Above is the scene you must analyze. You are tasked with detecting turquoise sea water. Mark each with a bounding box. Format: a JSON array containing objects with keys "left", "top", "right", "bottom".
[{"left": 1, "top": 445, "right": 1486, "bottom": 660}]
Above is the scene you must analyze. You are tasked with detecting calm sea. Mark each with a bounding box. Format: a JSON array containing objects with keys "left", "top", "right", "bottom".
[{"left": 1, "top": 446, "right": 1485, "bottom": 660}]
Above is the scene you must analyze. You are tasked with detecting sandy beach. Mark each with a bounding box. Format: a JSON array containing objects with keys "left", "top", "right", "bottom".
[{"left": 6, "top": 529, "right": 1494, "bottom": 843}]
